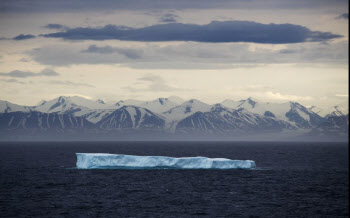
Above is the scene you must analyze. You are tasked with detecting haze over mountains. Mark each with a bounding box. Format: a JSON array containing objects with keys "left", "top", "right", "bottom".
[{"left": 0, "top": 96, "right": 348, "bottom": 141}]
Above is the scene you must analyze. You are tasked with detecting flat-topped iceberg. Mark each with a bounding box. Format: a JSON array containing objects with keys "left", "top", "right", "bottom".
[{"left": 76, "top": 153, "right": 256, "bottom": 169}]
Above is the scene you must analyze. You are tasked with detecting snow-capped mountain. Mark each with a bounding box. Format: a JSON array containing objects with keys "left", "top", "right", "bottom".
[
  {"left": 33, "top": 96, "right": 116, "bottom": 113},
  {"left": 175, "top": 104, "right": 294, "bottom": 135},
  {"left": 307, "top": 114, "right": 349, "bottom": 139},
  {"left": 0, "top": 96, "right": 347, "bottom": 140},
  {"left": 0, "top": 100, "right": 32, "bottom": 113},
  {"left": 309, "top": 103, "right": 348, "bottom": 118},
  {"left": 162, "top": 99, "right": 212, "bottom": 122},
  {"left": 97, "top": 106, "right": 165, "bottom": 129},
  {"left": 20, "top": 96, "right": 181, "bottom": 124},
  {"left": 167, "top": 96, "right": 185, "bottom": 105},
  {"left": 221, "top": 97, "right": 324, "bottom": 128},
  {"left": 74, "top": 109, "right": 114, "bottom": 124},
  {"left": 0, "top": 111, "right": 94, "bottom": 130},
  {"left": 139, "top": 98, "right": 178, "bottom": 114},
  {"left": 114, "top": 99, "right": 145, "bottom": 107},
  {"left": 318, "top": 115, "right": 349, "bottom": 132},
  {"left": 308, "top": 106, "right": 323, "bottom": 115},
  {"left": 31, "top": 96, "right": 121, "bottom": 123},
  {"left": 221, "top": 98, "right": 254, "bottom": 109}
]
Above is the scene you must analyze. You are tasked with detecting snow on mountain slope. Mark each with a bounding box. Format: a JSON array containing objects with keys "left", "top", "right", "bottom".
[
  {"left": 0, "top": 111, "right": 94, "bottom": 130},
  {"left": 307, "top": 114, "right": 349, "bottom": 139},
  {"left": 162, "top": 99, "right": 212, "bottom": 122},
  {"left": 139, "top": 98, "right": 179, "bottom": 113},
  {"left": 222, "top": 97, "right": 323, "bottom": 128},
  {"left": 325, "top": 105, "right": 347, "bottom": 118},
  {"left": 0, "top": 100, "right": 32, "bottom": 113},
  {"left": 97, "top": 106, "right": 165, "bottom": 129},
  {"left": 114, "top": 99, "right": 145, "bottom": 107},
  {"left": 33, "top": 96, "right": 112, "bottom": 114},
  {"left": 309, "top": 106, "right": 323, "bottom": 114},
  {"left": 32, "top": 96, "right": 168, "bottom": 124},
  {"left": 175, "top": 104, "right": 295, "bottom": 134},
  {"left": 310, "top": 103, "right": 348, "bottom": 118},
  {"left": 220, "top": 99, "right": 242, "bottom": 109},
  {"left": 73, "top": 109, "right": 114, "bottom": 124},
  {"left": 222, "top": 98, "right": 291, "bottom": 121},
  {"left": 317, "top": 115, "right": 349, "bottom": 131},
  {"left": 167, "top": 96, "right": 185, "bottom": 105}
]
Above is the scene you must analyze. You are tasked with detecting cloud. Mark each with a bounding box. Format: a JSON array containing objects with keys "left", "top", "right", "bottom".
[
  {"left": 264, "top": 91, "right": 312, "bottom": 101},
  {"left": 335, "top": 94, "right": 348, "bottom": 97},
  {"left": 82, "top": 45, "right": 143, "bottom": 58},
  {"left": 49, "top": 80, "right": 95, "bottom": 87},
  {"left": 43, "top": 23, "right": 67, "bottom": 30},
  {"left": 138, "top": 74, "right": 164, "bottom": 82},
  {"left": 19, "top": 58, "right": 30, "bottom": 62},
  {"left": 0, "top": 78, "right": 26, "bottom": 84},
  {"left": 0, "top": 69, "right": 59, "bottom": 78},
  {"left": 159, "top": 13, "right": 179, "bottom": 23},
  {"left": 123, "top": 74, "right": 184, "bottom": 92},
  {"left": 82, "top": 45, "right": 116, "bottom": 54},
  {"left": 228, "top": 86, "right": 313, "bottom": 102},
  {"left": 336, "top": 13, "right": 349, "bottom": 19},
  {"left": 0, "top": 0, "right": 347, "bottom": 12},
  {"left": 13, "top": 34, "right": 36, "bottom": 40},
  {"left": 127, "top": 63, "right": 264, "bottom": 69},
  {"left": 242, "top": 85, "right": 272, "bottom": 92},
  {"left": 28, "top": 40, "right": 348, "bottom": 68},
  {"left": 42, "top": 21, "right": 342, "bottom": 44}
]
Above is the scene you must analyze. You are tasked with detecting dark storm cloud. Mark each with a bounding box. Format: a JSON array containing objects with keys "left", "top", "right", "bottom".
[
  {"left": 28, "top": 41, "right": 348, "bottom": 68},
  {"left": 0, "top": 0, "right": 347, "bottom": 12},
  {"left": 0, "top": 69, "right": 59, "bottom": 78},
  {"left": 43, "top": 23, "right": 67, "bottom": 30},
  {"left": 82, "top": 45, "right": 143, "bottom": 58},
  {"left": 336, "top": 13, "right": 349, "bottom": 19},
  {"left": 279, "top": 49, "right": 298, "bottom": 54},
  {"left": 82, "top": 45, "right": 116, "bottom": 54},
  {"left": 42, "top": 21, "right": 342, "bottom": 44},
  {"left": 159, "top": 13, "right": 179, "bottom": 23},
  {"left": 13, "top": 34, "right": 36, "bottom": 40}
]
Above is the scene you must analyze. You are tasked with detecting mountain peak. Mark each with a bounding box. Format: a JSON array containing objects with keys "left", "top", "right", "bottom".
[
  {"left": 223, "top": 99, "right": 236, "bottom": 103},
  {"left": 181, "top": 99, "right": 207, "bottom": 106},
  {"left": 237, "top": 97, "right": 258, "bottom": 108},
  {"left": 167, "top": 96, "right": 185, "bottom": 104},
  {"left": 186, "top": 99, "right": 202, "bottom": 104},
  {"left": 158, "top": 98, "right": 167, "bottom": 105},
  {"left": 247, "top": 97, "right": 258, "bottom": 102},
  {"left": 96, "top": 99, "right": 105, "bottom": 104},
  {"left": 37, "top": 100, "right": 47, "bottom": 106},
  {"left": 289, "top": 101, "right": 302, "bottom": 108},
  {"left": 210, "top": 104, "right": 230, "bottom": 112},
  {"left": 57, "top": 96, "right": 68, "bottom": 103}
]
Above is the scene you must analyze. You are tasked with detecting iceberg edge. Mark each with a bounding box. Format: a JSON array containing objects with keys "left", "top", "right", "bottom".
[{"left": 76, "top": 153, "right": 256, "bottom": 169}]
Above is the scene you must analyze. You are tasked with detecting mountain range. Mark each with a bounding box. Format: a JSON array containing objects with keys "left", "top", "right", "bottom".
[{"left": 0, "top": 96, "right": 348, "bottom": 141}]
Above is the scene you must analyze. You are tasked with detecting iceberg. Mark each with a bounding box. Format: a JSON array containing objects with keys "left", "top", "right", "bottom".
[{"left": 76, "top": 153, "right": 256, "bottom": 169}]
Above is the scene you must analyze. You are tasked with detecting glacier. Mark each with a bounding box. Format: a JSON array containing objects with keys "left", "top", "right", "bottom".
[{"left": 76, "top": 153, "right": 256, "bottom": 169}]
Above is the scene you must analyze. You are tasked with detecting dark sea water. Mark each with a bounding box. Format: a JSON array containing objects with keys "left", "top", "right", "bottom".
[{"left": 0, "top": 141, "right": 348, "bottom": 217}]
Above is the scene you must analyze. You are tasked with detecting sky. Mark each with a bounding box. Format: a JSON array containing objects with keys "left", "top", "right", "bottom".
[{"left": 0, "top": 0, "right": 348, "bottom": 107}]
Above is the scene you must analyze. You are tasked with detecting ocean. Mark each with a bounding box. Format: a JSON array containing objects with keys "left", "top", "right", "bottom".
[{"left": 0, "top": 141, "right": 348, "bottom": 217}]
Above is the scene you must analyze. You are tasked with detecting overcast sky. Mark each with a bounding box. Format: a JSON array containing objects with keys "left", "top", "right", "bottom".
[{"left": 0, "top": 0, "right": 348, "bottom": 107}]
